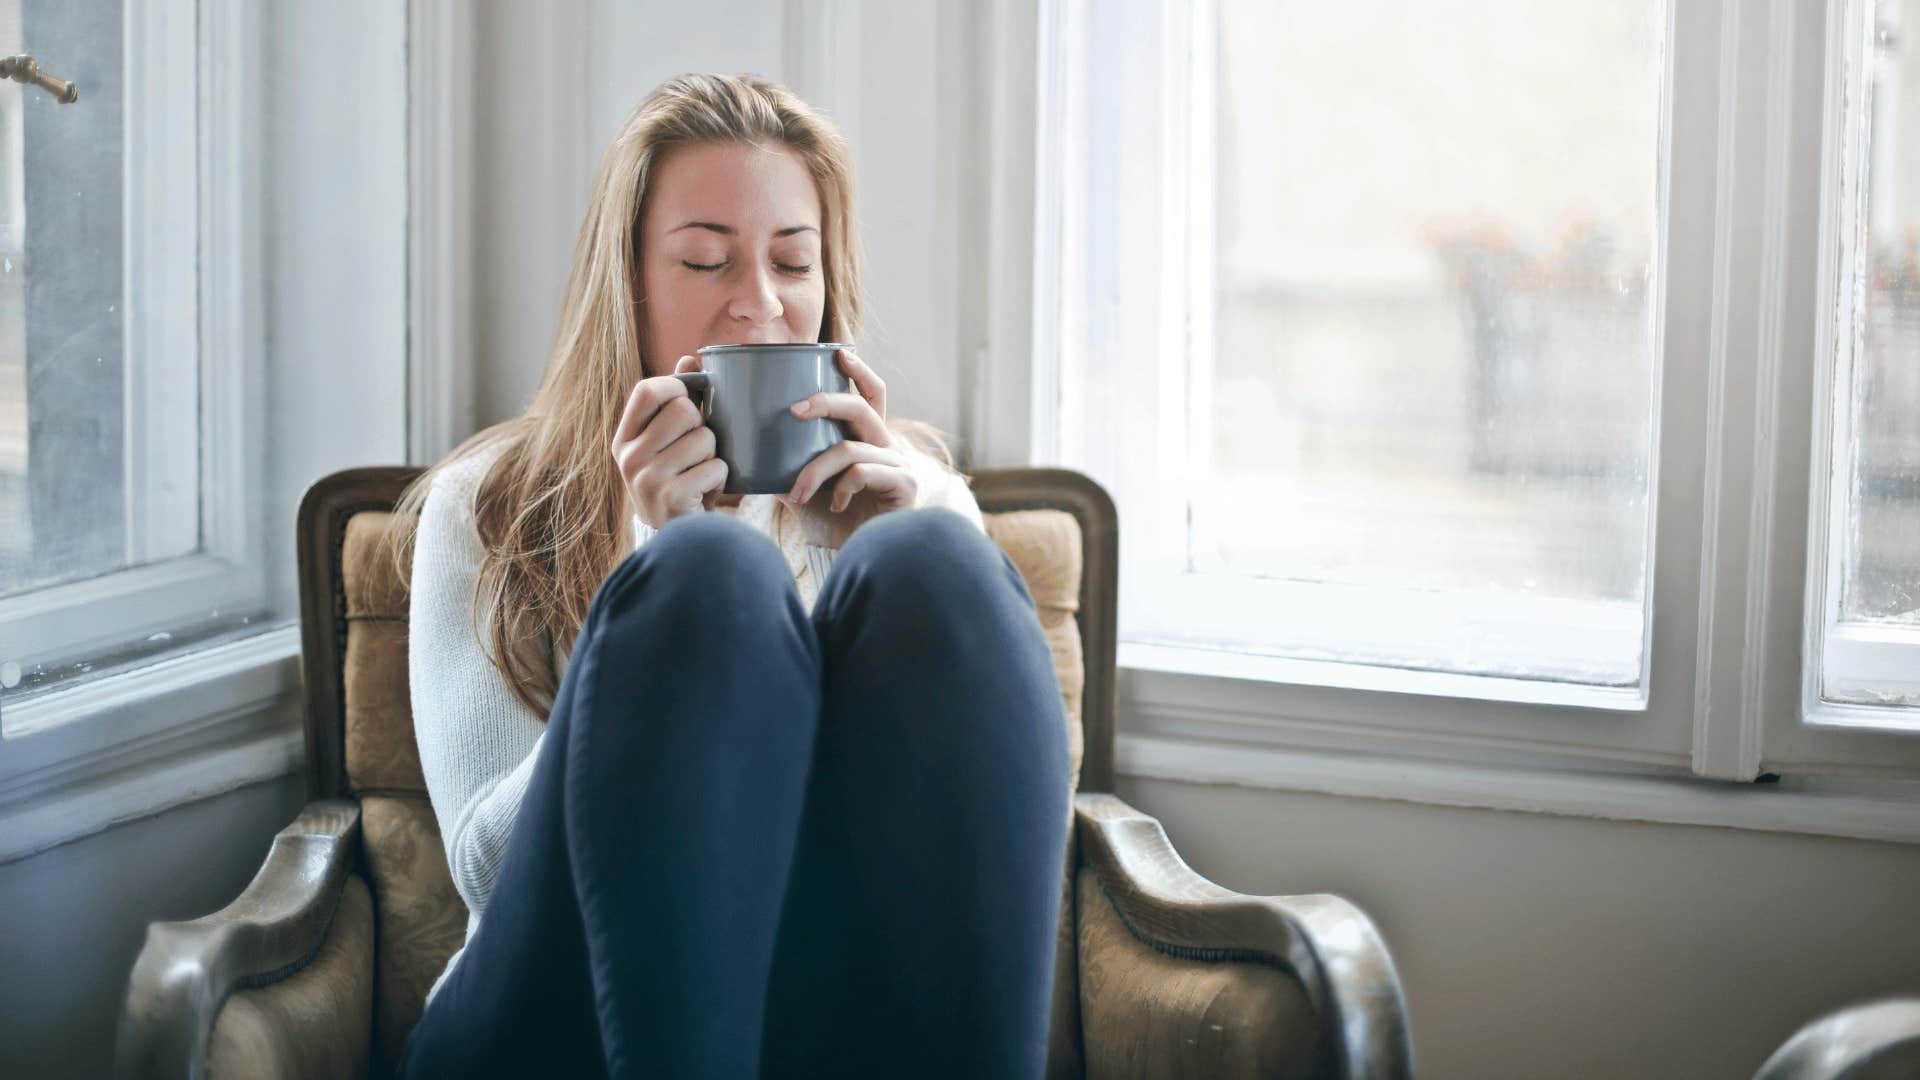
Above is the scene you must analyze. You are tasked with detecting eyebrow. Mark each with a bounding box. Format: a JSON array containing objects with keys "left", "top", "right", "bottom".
[{"left": 668, "top": 221, "right": 819, "bottom": 238}]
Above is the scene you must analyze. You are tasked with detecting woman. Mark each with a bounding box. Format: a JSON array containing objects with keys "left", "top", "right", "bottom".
[{"left": 388, "top": 73, "right": 1070, "bottom": 1078}]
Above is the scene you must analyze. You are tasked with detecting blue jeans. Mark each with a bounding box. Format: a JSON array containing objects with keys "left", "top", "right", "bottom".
[{"left": 397, "top": 508, "right": 1072, "bottom": 1079}]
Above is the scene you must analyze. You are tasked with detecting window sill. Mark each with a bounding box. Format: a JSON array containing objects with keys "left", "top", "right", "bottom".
[
  {"left": 0, "top": 627, "right": 304, "bottom": 864},
  {"left": 1118, "top": 732, "right": 1920, "bottom": 846},
  {"left": 1122, "top": 641, "right": 1646, "bottom": 713}
]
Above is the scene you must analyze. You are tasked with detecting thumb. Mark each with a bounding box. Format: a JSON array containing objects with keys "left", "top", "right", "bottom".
[{"left": 672, "top": 354, "right": 701, "bottom": 374}]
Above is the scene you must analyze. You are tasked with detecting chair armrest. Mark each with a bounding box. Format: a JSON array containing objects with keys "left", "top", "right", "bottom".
[
  {"left": 1075, "top": 793, "right": 1413, "bottom": 1079},
  {"left": 115, "top": 799, "right": 362, "bottom": 1080},
  {"left": 1754, "top": 998, "right": 1920, "bottom": 1079}
]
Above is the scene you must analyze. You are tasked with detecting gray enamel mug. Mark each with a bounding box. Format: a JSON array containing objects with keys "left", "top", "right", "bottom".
[{"left": 674, "top": 342, "right": 853, "bottom": 495}]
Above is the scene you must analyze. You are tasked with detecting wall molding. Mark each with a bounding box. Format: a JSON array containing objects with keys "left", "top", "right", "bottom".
[
  {"left": 782, "top": 0, "right": 863, "bottom": 154},
  {"left": 966, "top": 0, "right": 1043, "bottom": 468},
  {"left": 407, "top": 0, "right": 475, "bottom": 466},
  {"left": 1690, "top": 0, "right": 1800, "bottom": 782},
  {"left": 0, "top": 629, "right": 304, "bottom": 864},
  {"left": 1120, "top": 732, "right": 1920, "bottom": 847}
]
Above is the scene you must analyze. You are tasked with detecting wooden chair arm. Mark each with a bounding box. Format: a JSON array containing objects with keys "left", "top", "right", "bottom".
[
  {"left": 1075, "top": 793, "right": 1414, "bottom": 1079},
  {"left": 1754, "top": 998, "right": 1920, "bottom": 1079},
  {"left": 115, "top": 799, "right": 362, "bottom": 1080}
]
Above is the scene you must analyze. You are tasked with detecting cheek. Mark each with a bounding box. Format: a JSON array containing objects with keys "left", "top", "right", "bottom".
[
  {"left": 788, "top": 280, "right": 828, "bottom": 334},
  {"left": 640, "top": 267, "right": 704, "bottom": 371}
]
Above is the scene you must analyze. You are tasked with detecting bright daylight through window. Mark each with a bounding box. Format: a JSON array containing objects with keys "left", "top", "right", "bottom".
[
  {"left": 1055, "top": 0, "right": 1666, "bottom": 690},
  {"left": 0, "top": 0, "right": 281, "bottom": 722},
  {"left": 1822, "top": 0, "right": 1920, "bottom": 710}
]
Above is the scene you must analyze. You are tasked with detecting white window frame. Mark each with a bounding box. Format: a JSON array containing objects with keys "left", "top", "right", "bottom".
[
  {"left": 0, "top": 0, "right": 296, "bottom": 863},
  {"left": 0, "top": 0, "right": 269, "bottom": 724},
  {"left": 1790, "top": 0, "right": 1920, "bottom": 751},
  {"left": 987, "top": 0, "right": 1920, "bottom": 799}
]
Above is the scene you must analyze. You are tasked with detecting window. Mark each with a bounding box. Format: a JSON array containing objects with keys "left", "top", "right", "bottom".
[
  {"left": 1033, "top": 0, "right": 1920, "bottom": 778},
  {"left": 0, "top": 1, "right": 407, "bottom": 744},
  {"left": 0, "top": 0, "right": 264, "bottom": 721},
  {"left": 1815, "top": 0, "right": 1920, "bottom": 713}
]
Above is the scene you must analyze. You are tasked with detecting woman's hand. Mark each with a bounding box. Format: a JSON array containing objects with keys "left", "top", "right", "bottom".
[
  {"left": 611, "top": 355, "right": 729, "bottom": 529},
  {"left": 783, "top": 347, "right": 918, "bottom": 548}
]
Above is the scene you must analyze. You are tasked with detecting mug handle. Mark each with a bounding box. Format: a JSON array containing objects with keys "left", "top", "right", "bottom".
[{"left": 671, "top": 371, "right": 713, "bottom": 424}]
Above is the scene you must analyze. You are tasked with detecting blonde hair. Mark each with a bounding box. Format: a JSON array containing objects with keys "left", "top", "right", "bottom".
[{"left": 388, "top": 73, "right": 957, "bottom": 718}]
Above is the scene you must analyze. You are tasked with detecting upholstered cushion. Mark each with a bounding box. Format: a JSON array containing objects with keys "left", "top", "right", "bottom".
[
  {"left": 205, "top": 873, "right": 375, "bottom": 1080},
  {"left": 342, "top": 513, "right": 425, "bottom": 795},
  {"left": 1046, "top": 829, "right": 1086, "bottom": 1079},
  {"left": 984, "top": 510, "right": 1086, "bottom": 793},
  {"left": 336, "top": 504, "right": 1092, "bottom": 1064},
  {"left": 358, "top": 794, "right": 467, "bottom": 1074},
  {"left": 1074, "top": 865, "right": 1319, "bottom": 1079}
]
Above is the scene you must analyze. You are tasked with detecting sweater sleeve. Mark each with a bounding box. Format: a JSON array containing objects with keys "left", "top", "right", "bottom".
[
  {"left": 408, "top": 457, "right": 548, "bottom": 918},
  {"left": 907, "top": 447, "right": 986, "bottom": 533}
]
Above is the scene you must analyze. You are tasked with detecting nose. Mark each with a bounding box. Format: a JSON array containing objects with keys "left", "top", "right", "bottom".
[{"left": 727, "top": 262, "right": 784, "bottom": 328}]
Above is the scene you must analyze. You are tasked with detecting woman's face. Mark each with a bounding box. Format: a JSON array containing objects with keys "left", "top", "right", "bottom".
[{"left": 637, "top": 140, "right": 827, "bottom": 379}]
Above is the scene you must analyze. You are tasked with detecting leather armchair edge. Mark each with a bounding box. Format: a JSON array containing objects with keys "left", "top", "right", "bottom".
[
  {"left": 114, "top": 799, "right": 362, "bottom": 1080},
  {"left": 1074, "top": 792, "right": 1414, "bottom": 1079},
  {"left": 1753, "top": 997, "right": 1920, "bottom": 1080}
]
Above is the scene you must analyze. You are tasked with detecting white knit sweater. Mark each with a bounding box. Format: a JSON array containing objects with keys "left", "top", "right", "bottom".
[{"left": 409, "top": 442, "right": 985, "bottom": 1008}]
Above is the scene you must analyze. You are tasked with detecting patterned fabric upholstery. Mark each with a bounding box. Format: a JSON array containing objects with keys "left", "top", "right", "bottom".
[
  {"left": 1074, "top": 864, "right": 1320, "bottom": 1079},
  {"left": 340, "top": 514, "right": 425, "bottom": 794},
  {"left": 205, "top": 874, "right": 375, "bottom": 1080},
  {"left": 983, "top": 510, "right": 1087, "bottom": 793},
  {"left": 357, "top": 794, "right": 467, "bottom": 1073}
]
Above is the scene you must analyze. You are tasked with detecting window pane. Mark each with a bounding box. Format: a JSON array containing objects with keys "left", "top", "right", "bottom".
[
  {"left": 0, "top": 8, "right": 22, "bottom": 584},
  {"left": 1, "top": 0, "right": 137, "bottom": 595},
  {"left": 1842, "top": 0, "right": 1920, "bottom": 628},
  {"left": 1196, "top": 0, "right": 1663, "bottom": 683}
]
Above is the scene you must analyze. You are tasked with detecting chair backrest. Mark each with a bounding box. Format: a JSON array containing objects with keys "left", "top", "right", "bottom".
[{"left": 292, "top": 464, "right": 1117, "bottom": 1072}]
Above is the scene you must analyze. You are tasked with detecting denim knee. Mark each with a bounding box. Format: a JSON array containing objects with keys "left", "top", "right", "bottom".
[
  {"left": 589, "top": 511, "right": 795, "bottom": 626},
  {"left": 822, "top": 508, "right": 1033, "bottom": 621}
]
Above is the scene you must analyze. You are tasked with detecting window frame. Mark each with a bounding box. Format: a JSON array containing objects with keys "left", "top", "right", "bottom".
[
  {"left": 0, "top": 0, "right": 269, "bottom": 721},
  {"left": 1011, "top": 0, "right": 1920, "bottom": 785},
  {"left": 1783, "top": 0, "right": 1920, "bottom": 762},
  {"left": 0, "top": 0, "right": 422, "bottom": 863}
]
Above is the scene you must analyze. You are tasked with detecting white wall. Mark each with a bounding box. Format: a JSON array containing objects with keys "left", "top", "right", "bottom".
[
  {"left": 262, "top": 1, "right": 408, "bottom": 612},
  {"left": 462, "top": 6, "right": 1920, "bottom": 1080}
]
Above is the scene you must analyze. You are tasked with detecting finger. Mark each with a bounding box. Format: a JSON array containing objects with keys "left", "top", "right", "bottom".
[
  {"left": 622, "top": 393, "right": 704, "bottom": 471},
  {"left": 836, "top": 347, "right": 886, "bottom": 419},
  {"left": 786, "top": 440, "right": 902, "bottom": 505},
  {"left": 650, "top": 421, "right": 717, "bottom": 479},
  {"left": 673, "top": 353, "right": 701, "bottom": 374},
  {"left": 789, "top": 390, "right": 889, "bottom": 445},
  {"left": 612, "top": 368, "right": 692, "bottom": 451},
  {"left": 830, "top": 461, "right": 915, "bottom": 514},
  {"left": 673, "top": 456, "right": 728, "bottom": 509}
]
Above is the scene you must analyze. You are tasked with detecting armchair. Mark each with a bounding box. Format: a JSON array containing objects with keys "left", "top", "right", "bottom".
[{"left": 116, "top": 465, "right": 1414, "bottom": 1078}]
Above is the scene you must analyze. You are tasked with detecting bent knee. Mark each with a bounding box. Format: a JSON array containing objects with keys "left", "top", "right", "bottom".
[
  {"left": 847, "top": 507, "right": 988, "bottom": 561},
  {"left": 836, "top": 509, "right": 1022, "bottom": 605},
  {"left": 595, "top": 512, "right": 791, "bottom": 615}
]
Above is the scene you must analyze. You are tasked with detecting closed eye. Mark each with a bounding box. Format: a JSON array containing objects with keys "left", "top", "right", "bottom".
[{"left": 681, "top": 258, "right": 815, "bottom": 277}]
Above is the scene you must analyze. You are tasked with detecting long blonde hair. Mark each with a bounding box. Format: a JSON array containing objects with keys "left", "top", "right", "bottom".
[{"left": 388, "top": 73, "right": 957, "bottom": 718}]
